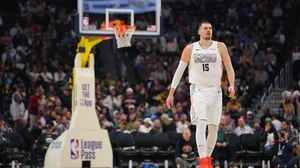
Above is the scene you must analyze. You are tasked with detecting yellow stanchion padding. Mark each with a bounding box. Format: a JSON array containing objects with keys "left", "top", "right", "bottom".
[{"left": 77, "top": 36, "right": 103, "bottom": 68}]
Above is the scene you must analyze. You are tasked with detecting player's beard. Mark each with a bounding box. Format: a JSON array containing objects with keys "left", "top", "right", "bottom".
[{"left": 204, "top": 35, "right": 212, "bottom": 40}]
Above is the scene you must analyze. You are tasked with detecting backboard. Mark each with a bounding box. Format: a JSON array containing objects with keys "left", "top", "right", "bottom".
[{"left": 77, "top": 0, "right": 162, "bottom": 37}]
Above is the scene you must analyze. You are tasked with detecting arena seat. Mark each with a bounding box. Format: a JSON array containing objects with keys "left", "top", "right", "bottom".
[
  {"left": 166, "top": 131, "right": 182, "bottom": 149},
  {"left": 117, "top": 133, "right": 138, "bottom": 168},
  {"left": 0, "top": 137, "right": 5, "bottom": 166},
  {"left": 227, "top": 133, "right": 246, "bottom": 166},
  {"left": 109, "top": 132, "right": 120, "bottom": 166},
  {"left": 240, "top": 134, "right": 263, "bottom": 167},
  {"left": 152, "top": 132, "right": 175, "bottom": 166},
  {"left": 135, "top": 133, "right": 156, "bottom": 157},
  {"left": 5, "top": 133, "right": 26, "bottom": 167}
]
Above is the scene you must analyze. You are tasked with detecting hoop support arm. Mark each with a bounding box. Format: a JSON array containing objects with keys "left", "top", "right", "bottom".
[{"left": 76, "top": 36, "right": 103, "bottom": 68}]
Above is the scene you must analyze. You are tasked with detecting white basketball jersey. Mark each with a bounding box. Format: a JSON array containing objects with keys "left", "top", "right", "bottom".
[{"left": 188, "top": 41, "right": 223, "bottom": 87}]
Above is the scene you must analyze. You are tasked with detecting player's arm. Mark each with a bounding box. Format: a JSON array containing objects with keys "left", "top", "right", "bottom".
[
  {"left": 168, "top": 44, "right": 192, "bottom": 95},
  {"left": 166, "top": 44, "right": 192, "bottom": 108},
  {"left": 218, "top": 42, "right": 235, "bottom": 97}
]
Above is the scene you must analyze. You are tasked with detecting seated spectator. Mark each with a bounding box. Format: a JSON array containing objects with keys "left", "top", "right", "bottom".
[
  {"left": 265, "top": 48, "right": 277, "bottom": 65},
  {"left": 66, "top": 111, "right": 71, "bottom": 121},
  {"left": 264, "top": 55, "right": 277, "bottom": 80},
  {"left": 0, "top": 118, "right": 13, "bottom": 139},
  {"left": 116, "top": 122, "right": 130, "bottom": 133},
  {"left": 122, "top": 88, "right": 138, "bottom": 113},
  {"left": 135, "top": 111, "right": 144, "bottom": 123},
  {"left": 260, "top": 121, "right": 278, "bottom": 153},
  {"left": 131, "top": 121, "right": 141, "bottom": 136},
  {"left": 150, "top": 105, "right": 164, "bottom": 120},
  {"left": 55, "top": 116, "right": 69, "bottom": 135},
  {"left": 53, "top": 67, "right": 66, "bottom": 84},
  {"left": 112, "top": 110, "right": 121, "bottom": 126},
  {"left": 253, "top": 64, "right": 268, "bottom": 96},
  {"left": 282, "top": 97, "right": 295, "bottom": 121},
  {"left": 234, "top": 117, "right": 253, "bottom": 137},
  {"left": 16, "top": 118, "right": 33, "bottom": 152},
  {"left": 99, "top": 113, "right": 113, "bottom": 129},
  {"left": 126, "top": 114, "right": 136, "bottom": 131},
  {"left": 177, "top": 113, "right": 190, "bottom": 133},
  {"left": 175, "top": 128, "right": 198, "bottom": 168},
  {"left": 273, "top": 29, "right": 285, "bottom": 44},
  {"left": 48, "top": 111, "right": 57, "bottom": 124},
  {"left": 30, "top": 119, "right": 42, "bottom": 141},
  {"left": 149, "top": 119, "right": 162, "bottom": 135},
  {"left": 245, "top": 111, "right": 254, "bottom": 127},
  {"left": 237, "top": 79, "right": 252, "bottom": 107},
  {"left": 252, "top": 121, "right": 262, "bottom": 134},
  {"left": 115, "top": 113, "right": 127, "bottom": 128},
  {"left": 212, "top": 121, "right": 238, "bottom": 168},
  {"left": 224, "top": 113, "right": 235, "bottom": 133},
  {"left": 139, "top": 118, "right": 152, "bottom": 133},
  {"left": 51, "top": 114, "right": 61, "bottom": 132},
  {"left": 272, "top": 131, "right": 300, "bottom": 168},
  {"left": 255, "top": 49, "right": 265, "bottom": 65},
  {"left": 219, "top": 115, "right": 234, "bottom": 133},
  {"left": 161, "top": 113, "right": 176, "bottom": 132},
  {"left": 260, "top": 107, "right": 272, "bottom": 128},
  {"left": 271, "top": 114, "right": 282, "bottom": 131},
  {"left": 279, "top": 120, "right": 298, "bottom": 145},
  {"left": 103, "top": 86, "right": 122, "bottom": 117},
  {"left": 226, "top": 96, "right": 242, "bottom": 122},
  {"left": 241, "top": 50, "right": 254, "bottom": 69},
  {"left": 37, "top": 124, "right": 58, "bottom": 158}
]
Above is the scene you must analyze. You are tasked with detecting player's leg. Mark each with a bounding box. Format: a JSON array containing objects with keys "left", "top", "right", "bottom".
[
  {"left": 191, "top": 102, "right": 208, "bottom": 159},
  {"left": 206, "top": 89, "right": 222, "bottom": 157},
  {"left": 190, "top": 85, "right": 212, "bottom": 168},
  {"left": 191, "top": 96, "right": 211, "bottom": 168}
]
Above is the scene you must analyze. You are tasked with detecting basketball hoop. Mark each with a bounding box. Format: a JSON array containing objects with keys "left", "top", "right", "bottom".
[{"left": 113, "top": 25, "right": 136, "bottom": 48}]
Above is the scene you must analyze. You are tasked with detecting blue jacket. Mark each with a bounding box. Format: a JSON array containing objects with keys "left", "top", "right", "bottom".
[{"left": 272, "top": 141, "right": 294, "bottom": 163}]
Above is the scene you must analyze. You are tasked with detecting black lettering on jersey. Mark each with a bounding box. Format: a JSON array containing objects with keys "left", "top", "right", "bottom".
[
  {"left": 202, "top": 64, "right": 209, "bottom": 71},
  {"left": 193, "top": 53, "right": 217, "bottom": 64}
]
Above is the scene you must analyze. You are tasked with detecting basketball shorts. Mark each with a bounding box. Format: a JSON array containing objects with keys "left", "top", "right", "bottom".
[{"left": 189, "top": 84, "right": 222, "bottom": 126}]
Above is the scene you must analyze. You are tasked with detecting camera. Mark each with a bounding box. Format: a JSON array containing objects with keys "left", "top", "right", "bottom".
[{"left": 280, "top": 131, "right": 286, "bottom": 138}]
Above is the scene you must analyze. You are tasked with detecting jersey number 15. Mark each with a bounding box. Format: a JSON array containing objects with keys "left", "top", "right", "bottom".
[{"left": 202, "top": 64, "right": 209, "bottom": 71}]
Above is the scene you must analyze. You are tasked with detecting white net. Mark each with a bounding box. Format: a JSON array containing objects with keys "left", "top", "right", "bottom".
[{"left": 113, "top": 26, "right": 135, "bottom": 48}]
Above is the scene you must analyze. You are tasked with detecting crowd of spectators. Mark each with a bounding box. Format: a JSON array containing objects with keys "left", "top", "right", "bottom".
[{"left": 0, "top": 0, "right": 300, "bottom": 167}]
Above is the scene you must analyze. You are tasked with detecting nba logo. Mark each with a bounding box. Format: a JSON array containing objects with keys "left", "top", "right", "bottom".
[
  {"left": 83, "top": 17, "right": 89, "bottom": 30},
  {"left": 70, "top": 139, "right": 79, "bottom": 159}
]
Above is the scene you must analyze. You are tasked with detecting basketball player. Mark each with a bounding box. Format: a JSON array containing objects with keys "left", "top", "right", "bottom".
[{"left": 166, "top": 21, "right": 235, "bottom": 168}]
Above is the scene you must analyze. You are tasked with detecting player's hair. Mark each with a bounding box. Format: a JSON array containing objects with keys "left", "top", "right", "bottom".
[{"left": 198, "top": 20, "right": 212, "bottom": 29}]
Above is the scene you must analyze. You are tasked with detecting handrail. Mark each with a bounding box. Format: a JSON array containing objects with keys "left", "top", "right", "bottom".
[
  {"left": 268, "top": 84, "right": 273, "bottom": 96},
  {"left": 261, "top": 93, "right": 266, "bottom": 109},
  {"left": 279, "top": 69, "right": 284, "bottom": 88},
  {"left": 274, "top": 76, "right": 279, "bottom": 88},
  {"left": 257, "top": 62, "right": 292, "bottom": 111}
]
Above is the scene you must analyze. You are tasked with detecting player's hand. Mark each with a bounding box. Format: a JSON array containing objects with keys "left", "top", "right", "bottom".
[
  {"left": 228, "top": 86, "right": 235, "bottom": 97},
  {"left": 166, "top": 95, "right": 174, "bottom": 109}
]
